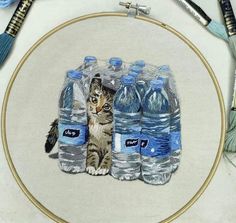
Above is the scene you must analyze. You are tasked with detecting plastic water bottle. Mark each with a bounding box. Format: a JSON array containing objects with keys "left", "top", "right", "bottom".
[
  {"left": 58, "top": 70, "right": 88, "bottom": 174},
  {"left": 128, "top": 71, "right": 140, "bottom": 81},
  {"left": 133, "top": 60, "right": 146, "bottom": 68},
  {"left": 103, "top": 57, "right": 124, "bottom": 90},
  {"left": 129, "top": 65, "right": 148, "bottom": 99},
  {"left": 111, "top": 75, "right": 142, "bottom": 181},
  {"left": 77, "top": 56, "right": 98, "bottom": 97},
  {"left": 141, "top": 79, "right": 172, "bottom": 185},
  {"left": 170, "top": 95, "right": 181, "bottom": 172},
  {"left": 128, "top": 71, "right": 143, "bottom": 95},
  {"left": 156, "top": 65, "right": 176, "bottom": 91},
  {"left": 158, "top": 75, "right": 182, "bottom": 172},
  {"left": 133, "top": 60, "right": 156, "bottom": 79},
  {"left": 131, "top": 61, "right": 157, "bottom": 98}
]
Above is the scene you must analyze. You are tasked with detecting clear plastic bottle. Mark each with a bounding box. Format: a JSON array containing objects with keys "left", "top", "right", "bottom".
[
  {"left": 141, "top": 79, "right": 172, "bottom": 185},
  {"left": 158, "top": 75, "right": 182, "bottom": 173},
  {"left": 128, "top": 71, "right": 140, "bottom": 81},
  {"left": 133, "top": 60, "right": 156, "bottom": 80},
  {"left": 58, "top": 70, "right": 88, "bottom": 174},
  {"left": 111, "top": 75, "right": 142, "bottom": 181},
  {"left": 77, "top": 56, "right": 98, "bottom": 97},
  {"left": 129, "top": 65, "right": 148, "bottom": 99},
  {"left": 133, "top": 60, "right": 146, "bottom": 68},
  {"left": 103, "top": 57, "right": 124, "bottom": 90},
  {"left": 131, "top": 61, "right": 158, "bottom": 97},
  {"left": 156, "top": 65, "right": 176, "bottom": 91}
]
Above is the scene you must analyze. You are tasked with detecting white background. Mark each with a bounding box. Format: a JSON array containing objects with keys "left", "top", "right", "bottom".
[{"left": 0, "top": 0, "right": 236, "bottom": 222}]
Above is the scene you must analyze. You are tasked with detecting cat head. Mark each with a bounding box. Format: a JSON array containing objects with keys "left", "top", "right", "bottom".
[{"left": 88, "top": 74, "right": 115, "bottom": 125}]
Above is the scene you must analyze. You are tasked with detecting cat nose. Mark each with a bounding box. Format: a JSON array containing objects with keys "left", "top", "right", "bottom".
[{"left": 96, "top": 107, "right": 102, "bottom": 113}]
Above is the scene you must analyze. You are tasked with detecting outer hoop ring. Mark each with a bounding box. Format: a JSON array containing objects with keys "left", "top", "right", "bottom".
[{"left": 1, "top": 12, "right": 226, "bottom": 223}]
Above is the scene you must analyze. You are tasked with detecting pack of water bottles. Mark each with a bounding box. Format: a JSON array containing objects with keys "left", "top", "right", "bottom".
[{"left": 57, "top": 56, "right": 181, "bottom": 185}]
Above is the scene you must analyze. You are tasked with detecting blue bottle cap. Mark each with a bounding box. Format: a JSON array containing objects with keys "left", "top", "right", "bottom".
[
  {"left": 128, "top": 71, "right": 139, "bottom": 78},
  {"left": 121, "top": 75, "right": 135, "bottom": 85},
  {"left": 84, "top": 56, "right": 97, "bottom": 63},
  {"left": 129, "top": 65, "right": 142, "bottom": 74},
  {"left": 134, "top": 60, "right": 146, "bottom": 68},
  {"left": 109, "top": 57, "right": 123, "bottom": 67},
  {"left": 158, "top": 65, "right": 170, "bottom": 73},
  {"left": 67, "top": 70, "right": 83, "bottom": 79},
  {"left": 150, "top": 79, "right": 163, "bottom": 89}
]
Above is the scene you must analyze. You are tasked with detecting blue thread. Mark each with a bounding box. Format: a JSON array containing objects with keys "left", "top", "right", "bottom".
[
  {"left": 0, "top": 33, "right": 14, "bottom": 66},
  {"left": 0, "top": 0, "right": 17, "bottom": 8}
]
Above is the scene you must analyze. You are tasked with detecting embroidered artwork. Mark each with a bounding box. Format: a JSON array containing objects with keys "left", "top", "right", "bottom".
[{"left": 45, "top": 56, "right": 182, "bottom": 185}]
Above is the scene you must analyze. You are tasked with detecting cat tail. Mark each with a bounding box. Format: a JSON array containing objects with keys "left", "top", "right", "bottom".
[{"left": 45, "top": 119, "right": 58, "bottom": 153}]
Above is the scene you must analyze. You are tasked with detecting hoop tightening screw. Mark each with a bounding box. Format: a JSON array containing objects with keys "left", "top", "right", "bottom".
[{"left": 119, "top": 2, "right": 151, "bottom": 15}]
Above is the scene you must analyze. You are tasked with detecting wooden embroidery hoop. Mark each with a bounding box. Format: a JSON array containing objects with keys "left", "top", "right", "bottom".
[{"left": 1, "top": 11, "right": 226, "bottom": 223}]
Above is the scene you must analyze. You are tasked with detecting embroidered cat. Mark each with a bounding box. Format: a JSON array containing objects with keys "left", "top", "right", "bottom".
[
  {"left": 86, "top": 75, "right": 115, "bottom": 175},
  {"left": 45, "top": 74, "right": 115, "bottom": 176},
  {"left": 45, "top": 119, "right": 58, "bottom": 153}
]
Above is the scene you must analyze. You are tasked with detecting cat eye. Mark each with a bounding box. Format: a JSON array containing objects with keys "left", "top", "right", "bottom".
[
  {"left": 91, "top": 96, "right": 98, "bottom": 104},
  {"left": 103, "top": 103, "right": 111, "bottom": 112}
]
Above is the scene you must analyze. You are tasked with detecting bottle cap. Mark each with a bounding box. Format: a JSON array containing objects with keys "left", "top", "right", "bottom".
[
  {"left": 67, "top": 70, "right": 83, "bottom": 79},
  {"left": 129, "top": 65, "right": 142, "bottom": 74},
  {"left": 84, "top": 56, "right": 97, "bottom": 63},
  {"left": 150, "top": 79, "right": 163, "bottom": 89},
  {"left": 109, "top": 57, "right": 123, "bottom": 67},
  {"left": 121, "top": 75, "right": 135, "bottom": 85},
  {"left": 134, "top": 60, "right": 146, "bottom": 68},
  {"left": 128, "top": 71, "right": 139, "bottom": 79},
  {"left": 158, "top": 65, "right": 170, "bottom": 73}
]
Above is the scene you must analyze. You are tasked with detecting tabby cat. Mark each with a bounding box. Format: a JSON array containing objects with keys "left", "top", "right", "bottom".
[
  {"left": 86, "top": 75, "right": 115, "bottom": 175},
  {"left": 45, "top": 74, "right": 115, "bottom": 176}
]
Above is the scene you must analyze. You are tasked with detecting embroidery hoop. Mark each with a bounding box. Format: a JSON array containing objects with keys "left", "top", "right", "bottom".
[{"left": 1, "top": 11, "right": 226, "bottom": 223}]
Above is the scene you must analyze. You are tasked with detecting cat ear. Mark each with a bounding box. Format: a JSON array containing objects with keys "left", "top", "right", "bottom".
[
  {"left": 90, "top": 74, "right": 102, "bottom": 91},
  {"left": 94, "top": 73, "right": 101, "bottom": 78}
]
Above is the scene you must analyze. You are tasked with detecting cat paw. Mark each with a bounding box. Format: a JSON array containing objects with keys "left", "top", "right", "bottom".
[
  {"left": 86, "top": 166, "right": 97, "bottom": 175},
  {"left": 95, "top": 168, "right": 109, "bottom": 176}
]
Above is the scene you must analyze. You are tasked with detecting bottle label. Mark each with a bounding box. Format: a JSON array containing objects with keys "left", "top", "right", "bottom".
[
  {"left": 58, "top": 123, "right": 88, "bottom": 146},
  {"left": 141, "top": 134, "right": 170, "bottom": 157},
  {"left": 112, "top": 133, "right": 140, "bottom": 154},
  {"left": 170, "top": 131, "right": 181, "bottom": 151}
]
